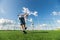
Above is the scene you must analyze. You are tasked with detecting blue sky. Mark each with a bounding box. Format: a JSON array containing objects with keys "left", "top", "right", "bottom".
[{"left": 0, "top": 0, "right": 60, "bottom": 30}]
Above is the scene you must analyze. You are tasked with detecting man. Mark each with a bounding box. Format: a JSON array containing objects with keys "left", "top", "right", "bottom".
[{"left": 18, "top": 13, "right": 28, "bottom": 34}]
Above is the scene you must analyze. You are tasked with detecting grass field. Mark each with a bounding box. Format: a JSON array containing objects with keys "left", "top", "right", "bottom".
[{"left": 0, "top": 30, "right": 60, "bottom": 40}]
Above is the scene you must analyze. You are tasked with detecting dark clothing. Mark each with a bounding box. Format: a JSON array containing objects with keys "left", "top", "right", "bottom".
[{"left": 19, "top": 17, "right": 25, "bottom": 25}]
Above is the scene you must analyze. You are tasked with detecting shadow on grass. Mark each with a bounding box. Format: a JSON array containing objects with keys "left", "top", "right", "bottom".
[{"left": 31, "top": 31, "right": 48, "bottom": 34}]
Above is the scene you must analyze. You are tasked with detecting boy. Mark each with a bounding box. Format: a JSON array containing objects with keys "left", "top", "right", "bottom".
[{"left": 18, "top": 13, "right": 28, "bottom": 34}]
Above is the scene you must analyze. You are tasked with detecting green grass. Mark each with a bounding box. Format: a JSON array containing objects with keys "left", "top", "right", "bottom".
[{"left": 0, "top": 30, "right": 60, "bottom": 40}]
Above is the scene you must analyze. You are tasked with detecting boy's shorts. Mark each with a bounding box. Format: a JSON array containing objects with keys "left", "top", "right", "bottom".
[
  {"left": 19, "top": 17, "right": 25, "bottom": 25},
  {"left": 20, "top": 22, "right": 25, "bottom": 25}
]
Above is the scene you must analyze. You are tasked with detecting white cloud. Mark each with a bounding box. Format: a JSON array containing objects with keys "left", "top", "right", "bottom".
[
  {"left": 52, "top": 11, "right": 60, "bottom": 16},
  {"left": 37, "top": 24, "right": 48, "bottom": 30},
  {"left": 33, "top": 11, "right": 38, "bottom": 16},
  {"left": 0, "top": 18, "right": 14, "bottom": 25},
  {"left": 39, "top": 24, "right": 47, "bottom": 27},
  {"left": 0, "top": 18, "right": 59, "bottom": 30},
  {"left": 27, "top": 24, "right": 49, "bottom": 30},
  {"left": 0, "top": 18, "right": 20, "bottom": 30},
  {"left": 33, "top": 24, "right": 58, "bottom": 30},
  {"left": 22, "top": 7, "right": 38, "bottom": 16},
  {"left": 57, "top": 20, "right": 60, "bottom": 23},
  {"left": 28, "top": 18, "right": 33, "bottom": 22}
]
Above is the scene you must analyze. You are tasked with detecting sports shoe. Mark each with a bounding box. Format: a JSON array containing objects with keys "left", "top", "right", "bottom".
[
  {"left": 25, "top": 27, "right": 27, "bottom": 30},
  {"left": 23, "top": 31, "right": 27, "bottom": 34}
]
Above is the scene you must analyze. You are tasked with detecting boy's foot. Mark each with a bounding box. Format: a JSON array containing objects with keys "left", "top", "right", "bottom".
[
  {"left": 23, "top": 31, "right": 27, "bottom": 34},
  {"left": 25, "top": 27, "right": 27, "bottom": 30}
]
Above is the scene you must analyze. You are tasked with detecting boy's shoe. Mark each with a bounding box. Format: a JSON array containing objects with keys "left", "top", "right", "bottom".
[
  {"left": 25, "top": 27, "right": 27, "bottom": 30},
  {"left": 23, "top": 31, "right": 27, "bottom": 34}
]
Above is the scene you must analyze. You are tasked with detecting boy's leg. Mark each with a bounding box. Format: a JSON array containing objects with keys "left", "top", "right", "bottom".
[
  {"left": 22, "top": 24, "right": 27, "bottom": 34},
  {"left": 21, "top": 24, "right": 27, "bottom": 34},
  {"left": 21, "top": 25, "right": 25, "bottom": 31},
  {"left": 22, "top": 25, "right": 25, "bottom": 31},
  {"left": 24, "top": 24, "right": 27, "bottom": 30}
]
